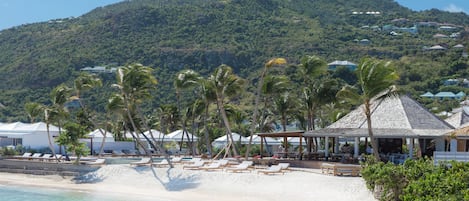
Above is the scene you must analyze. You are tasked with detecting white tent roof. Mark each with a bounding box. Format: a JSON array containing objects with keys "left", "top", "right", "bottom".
[
  {"left": 249, "top": 134, "right": 281, "bottom": 145},
  {"left": 167, "top": 129, "right": 198, "bottom": 141},
  {"left": 0, "top": 122, "right": 61, "bottom": 136},
  {"left": 143, "top": 129, "right": 165, "bottom": 139},
  {"left": 88, "top": 129, "right": 114, "bottom": 138},
  {"left": 213, "top": 133, "right": 248, "bottom": 143}
]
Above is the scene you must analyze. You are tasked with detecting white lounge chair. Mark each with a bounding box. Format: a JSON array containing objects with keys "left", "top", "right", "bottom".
[
  {"left": 257, "top": 165, "right": 284, "bottom": 175},
  {"left": 278, "top": 162, "right": 291, "bottom": 171},
  {"left": 154, "top": 156, "right": 184, "bottom": 167},
  {"left": 182, "top": 157, "right": 201, "bottom": 164},
  {"left": 199, "top": 162, "right": 223, "bottom": 171},
  {"left": 39, "top": 154, "right": 52, "bottom": 161},
  {"left": 182, "top": 161, "right": 205, "bottom": 170},
  {"left": 13, "top": 152, "right": 32, "bottom": 160},
  {"left": 28, "top": 153, "right": 43, "bottom": 160},
  {"left": 130, "top": 158, "right": 151, "bottom": 166},
  {"left": 225, "top": 163, "right": 251, "bottom": 173}
]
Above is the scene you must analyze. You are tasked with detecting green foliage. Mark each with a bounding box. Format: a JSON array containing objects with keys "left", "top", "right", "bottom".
[
  {"left": 0, "top": 0, "right": 466, "bottom": 122},
  {"left": 362, "top": 158, "right": 469, "bottom": 201},
  {"left": 56, "top": 122, "right": 89, "bottom": 163}
]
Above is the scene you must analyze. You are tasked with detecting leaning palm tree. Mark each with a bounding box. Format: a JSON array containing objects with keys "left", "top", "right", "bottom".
[
  {"left": 337, "top": 58, "right": 399, "bottom": 160},
  {"left": 245, "top": 58, "right": 286, "bottom": 159},
  {"left": 113, "top": 64, "right": 170, "bottom": 164},
  {"left": 209, "top": 64, "right": 245, "bottom": 158}
]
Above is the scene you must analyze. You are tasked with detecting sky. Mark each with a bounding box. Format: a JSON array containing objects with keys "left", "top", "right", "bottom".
[
  {"left": 0, "top": 0, "right": 467, "bottom": 31},
  {"left": 0, "top": 0, "right": 122, "bottom": 30},
  {"left": 394, "top": 0, "right": 468, "bottom": 13}
]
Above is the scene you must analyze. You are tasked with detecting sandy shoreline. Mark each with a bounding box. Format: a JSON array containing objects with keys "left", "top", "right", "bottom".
[{"left": 0, "top": 164, "right": 377, "bottom": 201}]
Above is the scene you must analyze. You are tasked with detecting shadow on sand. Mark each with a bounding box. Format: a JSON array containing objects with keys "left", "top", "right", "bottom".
[{"left": 133, "top": 166, "right": 199, "bottom": 191}]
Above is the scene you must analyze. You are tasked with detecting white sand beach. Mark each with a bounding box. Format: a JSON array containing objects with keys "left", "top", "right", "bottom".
[{"left": 0, "top": 164, "right": 377, "bottom": 201}]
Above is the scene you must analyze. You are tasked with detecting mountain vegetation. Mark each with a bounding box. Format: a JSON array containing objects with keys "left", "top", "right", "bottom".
[{"left": 0, "top": 0, "right": 468, "bottom": 122}]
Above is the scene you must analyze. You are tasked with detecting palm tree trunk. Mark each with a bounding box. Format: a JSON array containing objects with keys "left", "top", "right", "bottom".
[
  {"left": 203, "top": 104, "right": 212, "bottom": 158},
  {"left": 217, "top": 98, "right": 239, "bottom": 157},
  {"left": 245, "top": 67, "right": 267, "bottom": 159},
  {"left": 365, "top": 101, "right": 380, "bottom": 160}
]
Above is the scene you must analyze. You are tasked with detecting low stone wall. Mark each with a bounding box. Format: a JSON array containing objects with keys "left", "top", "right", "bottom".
[{"left": 0, "top": 159, "right": 100, "bottom": 176}]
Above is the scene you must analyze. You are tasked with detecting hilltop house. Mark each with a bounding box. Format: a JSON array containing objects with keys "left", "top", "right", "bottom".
[
  {"left": 428, "top": 91, "right": 466, "bottom": 100},
  {"left": 327, "top": 60, "right": 357, "bottom": 71}
]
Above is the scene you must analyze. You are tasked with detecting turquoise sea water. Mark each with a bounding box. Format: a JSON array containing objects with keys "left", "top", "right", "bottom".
[{"left": 0, "top": 184, "right": 161, "bottom": 201}]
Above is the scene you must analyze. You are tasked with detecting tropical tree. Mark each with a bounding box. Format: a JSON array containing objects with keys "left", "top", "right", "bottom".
[
  {"left": 24, "top": 102, "right": 43, "bottom": 123},
  {"left": 174, "top": 70, "right": 202, "bottom": 155},
  {"left": 209, "top": 64, "right": 245, "bottom": 158},
  {"left": 259, "top": 75, "right": 290, "bottom": 131},
  {"left": 297, "top": 55, "right": 328, "bottom": 131},
  {"left": 113, "top": 63, "right": 170, "bottom": 163},
  {"left": 337, "top": 58, "right": 399, "bottom": 160},
  {"left": 197, "top": 78, "right": 217, "bottom": 157},
  {"left": 273, "top": 92, "right": 297, "bottom": 132},
  {"left": 45, "top": 84, "right": 72, "bottom": 159},
  {"left": 73, "top": 73, "right": 104, "bottom": 155},
  {"left": 246, "top": 58, "right": 286, "bottom": 159},
  {"left": 56, "top": 122, "right": 88, "bottom": 164}
]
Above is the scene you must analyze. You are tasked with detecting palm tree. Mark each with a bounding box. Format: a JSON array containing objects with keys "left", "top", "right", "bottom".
[
  {"left": 259, "top": 75, "right": 290, "bottom": 131},
  {"left": 47, "top": 84, "right": 72, "bottom": 158},
  {"left": 337, "top": 58, "right": 399, "bottom": 160},
  {"left": 113, "top": 64, "right": 169, "bottom": 162},
  {"left": 273, "top": 92, "right": 296, "bottom": 132},
  {"left": 197, "top": 78, "right": 217, "bottom": 157},
  {"left": 24, "top": 102, "right": 43, "bottom": 123},
  {"left": 73, "top": 73, "right": 104, "bottom": 155},
  {"left": 246, "top": 58, "right": 286, "bottom": 159},
  {"left": 209, "top": 64, "right": 245, "bottom": 158},
  {"left": 174, "top": 70, "right": 201, "bottom": 155}
]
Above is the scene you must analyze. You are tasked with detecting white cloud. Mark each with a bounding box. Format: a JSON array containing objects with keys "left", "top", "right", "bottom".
[{"left": 444, "top": 4, "right": 466, "bottom": 13}]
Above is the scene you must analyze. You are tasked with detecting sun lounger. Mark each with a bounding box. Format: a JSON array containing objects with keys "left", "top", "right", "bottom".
[
  {"left": 86, "top": 158, "right": 106, "bottom": 165},
  {"left": 153, "top": 156, "right": 185, "bottom": 167},
  {"left": 257, "top": 165, "right": 284, "bottom": 175},
  {"left": 278, "top": 162, "right": 291, "bottom": 171},
  {"left": 225, "top": 163, "right": 251, "bottom": 173},
  {"left": 28, "top": 153, "right": 43, "bottom": 160},
  {"left": 130, "top": 158, "right": 151, "bottom": 166},
  {"left": 13, "top": 152, "right": 32, "bottom": 160},
  {"left": 199, "top": 162, "right": 223, "bottom": 171},
  {"left": 39, "top": 154, "right": 52, "bottom": 161},
  {"left": 182, "top": 157, "right": 201, "bottom": 164},
  {"left": 321, "top": 163, "right": 361, "bottom": 176},
  {"left": 182, "top": 161, "right": 205, "bottom": 170}
]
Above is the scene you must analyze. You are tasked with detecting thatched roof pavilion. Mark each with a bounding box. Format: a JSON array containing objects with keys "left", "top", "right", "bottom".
[
  {"left": 304, "top": 95, "right": 454, "bottom": 159},
  {"left": 305, "top": 95, "right": 453, "bottom": 138}
]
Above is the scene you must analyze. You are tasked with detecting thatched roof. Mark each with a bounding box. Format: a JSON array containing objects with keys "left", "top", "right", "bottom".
[{"left": 305, "top": 95, "right": 454, "bottom": 138}]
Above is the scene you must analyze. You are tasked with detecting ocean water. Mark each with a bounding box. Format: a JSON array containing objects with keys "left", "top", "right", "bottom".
[{"left": 0, "top": 184, "right": 160, "bottom": 201}]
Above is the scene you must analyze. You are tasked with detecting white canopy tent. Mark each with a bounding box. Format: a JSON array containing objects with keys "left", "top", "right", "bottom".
[
  {"left": 212, "top": 133, "right": 248, "bottom": 149},
  {"left": 0, "top": 122, "right": 61, "bottom": 150},
  {"left": 167, "top": 130, "right": 198, "bottom": 142},
  {"left": 249, "top": 134, "right": 281, "bottom": 145},
  {"left": 85, "top": 129, "right": 115, "bottom": 143}
]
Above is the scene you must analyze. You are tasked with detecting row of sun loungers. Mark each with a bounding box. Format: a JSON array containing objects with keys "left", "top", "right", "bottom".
[{"left": 12, "top": 152, "right": 63, "bottom": 162}]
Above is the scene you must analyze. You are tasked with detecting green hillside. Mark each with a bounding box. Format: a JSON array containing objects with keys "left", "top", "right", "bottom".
[{"left": 0, "top": 0, "right": 468, "bottom": 121}]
